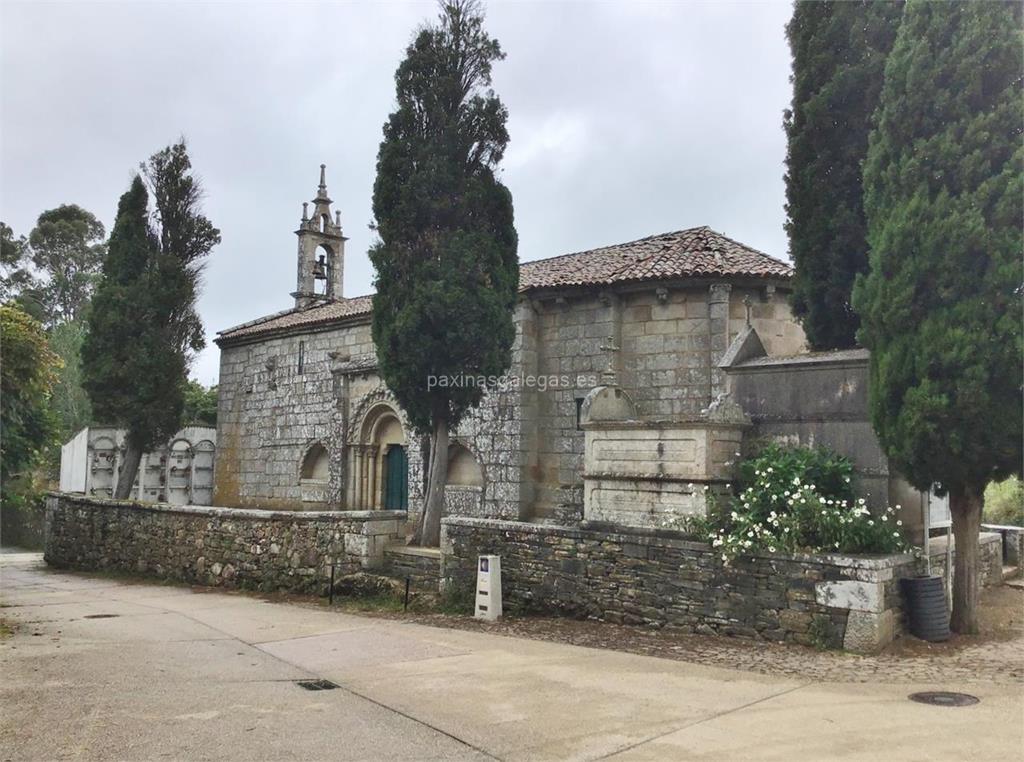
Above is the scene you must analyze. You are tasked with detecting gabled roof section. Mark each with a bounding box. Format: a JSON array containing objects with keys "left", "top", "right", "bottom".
[
  {"left": 217, "top": 295, "right": 372, "bottom": 342},
  {"left": 519, "top": 226, "right": 791, "bottom": 290},
  {"left": 217, "top": 226, "right": 792, "bottom": 344}
]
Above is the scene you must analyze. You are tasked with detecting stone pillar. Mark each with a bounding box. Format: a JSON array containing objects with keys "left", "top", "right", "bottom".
[
  {"left": 708, "top": 283, "right": 732, "bottom": 403},
  {"left": 515, "top": 300, "right": 540, "bottom": 519},
  {"left": 359, "top": 446, "right": 369, "bottom": 509},
  {"left": 368, "top": 449, "right": 379, "bottom": 509},
  {"left": 345, "top": 446, "right": 356, "bottom": 509}
]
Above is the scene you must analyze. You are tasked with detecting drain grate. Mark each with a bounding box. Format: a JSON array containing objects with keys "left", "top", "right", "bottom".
[
  {"left": 296, "top": 679, "right": 338, "bottom": 691},
  {"left": 83, "top": 614, "right": 120, "bottom": 619},
  {"left": 909, "top": 691, "right": 979, "bottom": 707}
]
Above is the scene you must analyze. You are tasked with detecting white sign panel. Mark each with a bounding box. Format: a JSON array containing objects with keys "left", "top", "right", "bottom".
[
  {"left": 928, "top": 489, "right": 951, "bottom": 529},
  {"left": 474, "top": 555, "right": 502, "bottom": 621}
]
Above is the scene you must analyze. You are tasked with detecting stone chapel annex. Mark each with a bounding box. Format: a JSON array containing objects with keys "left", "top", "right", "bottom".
[{"left": 212, "top": 167, "right": 806, "bottom": 530}]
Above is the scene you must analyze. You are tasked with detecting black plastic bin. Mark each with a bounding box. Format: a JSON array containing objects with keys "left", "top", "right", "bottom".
[{"left": 900, "top": 575, "right": 951, "bottom": 642}]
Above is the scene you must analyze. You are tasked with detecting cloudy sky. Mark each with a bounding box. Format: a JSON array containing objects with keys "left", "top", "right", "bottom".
[{"left": 1, "top": 0, "right": 794, "bottom": 384}]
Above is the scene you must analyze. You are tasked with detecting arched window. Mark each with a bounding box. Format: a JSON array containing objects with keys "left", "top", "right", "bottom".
[
  {"left": 300, "top": 442, "right": 329, "bottom": 482},
  {"left": 447, "top": 444, "right": 483, "bottom": 487}
]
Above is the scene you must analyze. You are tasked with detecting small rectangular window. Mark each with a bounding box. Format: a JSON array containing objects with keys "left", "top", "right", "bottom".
[
  {"left": 575, "top": 396, "right": 585, "bottom": 430},
  {"left": 297, "top": 341, "right": 305, "bottom": 375}
]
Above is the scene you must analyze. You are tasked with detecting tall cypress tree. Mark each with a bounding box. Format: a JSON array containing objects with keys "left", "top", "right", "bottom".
[
  {"left": 370, "top": 0, "right": 518, "bottom": 546},
  {"left": 82, "top": 177, "right": 165, "bottom": 495},
  {"left": 83, "top": 143, "right": 219, "bottom": 498},
  {"left": 784, "top": 0, "right": 903, "bottom": 349},
  {"left": 853, "top": 1, "right": 1023, "bottom": 633}
]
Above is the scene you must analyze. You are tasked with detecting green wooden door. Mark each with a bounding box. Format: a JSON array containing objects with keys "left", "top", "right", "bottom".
[{"left": 382, "top": 445, "right": 408, "bottom": 510}]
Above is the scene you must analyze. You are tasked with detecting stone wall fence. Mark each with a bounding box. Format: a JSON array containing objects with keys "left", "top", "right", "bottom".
[
  {"left": 440, "top": 516, "right": 1003, "bottom": 653},
  {"left": 44, "top": 493, "right": 404, "bottom": 593}
]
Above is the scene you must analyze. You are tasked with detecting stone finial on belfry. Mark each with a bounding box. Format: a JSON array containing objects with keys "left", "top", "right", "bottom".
[
  {"left": 318, "top": 163, "right": 327, "bottom": 192},
  {"left": 743, "top": 294, "right": 753, "bottom": 327},
  {"left": 301, "top": 202, "right": 309, "bottom": 222}
]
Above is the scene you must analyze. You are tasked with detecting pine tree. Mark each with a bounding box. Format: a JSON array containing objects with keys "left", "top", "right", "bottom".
[
  {"left": 370, "top": 0, "right": 518, "bottom": 546},
  {"left": 784, "top": 0, "right": 903, "bottom": 350},
  {"left": 853, "top": 1, "right": 1023, "bottom": 633}
]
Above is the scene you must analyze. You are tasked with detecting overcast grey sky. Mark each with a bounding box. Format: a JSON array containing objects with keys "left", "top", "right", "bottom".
[{"left": 0, "top": 0, "right": 794, "bottom": 384}]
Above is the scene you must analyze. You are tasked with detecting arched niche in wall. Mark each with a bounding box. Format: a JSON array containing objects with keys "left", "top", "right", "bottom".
[
  {"left": 447, "top": 444, "right": 484, "bottom": 487},
  {"left": 300, "top": 442, "right": 330, "bottom": 482}
]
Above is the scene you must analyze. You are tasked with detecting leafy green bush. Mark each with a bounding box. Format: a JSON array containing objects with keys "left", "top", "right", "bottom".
[
  {"left": 706, "top": 443, "right": 908, "bottom": 562},
  {"left": 984, "top": 476, "right": 1024, "bottom": 527}
]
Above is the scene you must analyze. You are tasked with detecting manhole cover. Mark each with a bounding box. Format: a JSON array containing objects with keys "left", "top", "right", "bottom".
[
  {"left": 909, "top": 691, "right": 979, "bottom": 707},
  {"left": 296, "top": 679, "right": 338, "bottom": 691},
  {"left": 83, "top": 614, "right": 120, "bottom": 619}
]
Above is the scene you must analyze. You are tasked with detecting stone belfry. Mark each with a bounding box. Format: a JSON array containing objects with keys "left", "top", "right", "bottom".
[{"left": 292, "top": 164, "right": 347, "bottom": 308}]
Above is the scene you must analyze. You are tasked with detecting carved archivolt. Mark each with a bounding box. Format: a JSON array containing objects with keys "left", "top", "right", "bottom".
[{"left": 346, "top": 385, "right": 413, "bottom": 444}]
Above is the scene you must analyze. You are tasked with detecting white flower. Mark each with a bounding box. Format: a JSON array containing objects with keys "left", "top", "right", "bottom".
[
  {"left": 767, "top": 467, "right": 774, "bottom": 473},
  {"left": 768, "top": 546, "right": 776, "bottom": 553},
  {"left": 892, "top": 531, "right": 899, "bottom": 538},
  {"left": 868, "top": 520, "right": 874, "bottom": 526},
  {"left": 844, "top": 476, "right": 851, "bottom": 483},
  {"left": 896, "top": 520, "right": 903, "bottom": 527},
  {"left": 834, "top": 542, "right": 840, "bottom": 549},
  {"left": 721, "top": 554, "right": 728, "bottom": 562}
]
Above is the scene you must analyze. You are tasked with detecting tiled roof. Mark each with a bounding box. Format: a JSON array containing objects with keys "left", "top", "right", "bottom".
[
  {"left": 217, "top": 227, "right": 791, "bottom": 343},
  {"left": 519, "top": 226, "right": 791, "bottom": 289},
  {"left": 217, "top": 295, "right": 373, "bottom": 341}
]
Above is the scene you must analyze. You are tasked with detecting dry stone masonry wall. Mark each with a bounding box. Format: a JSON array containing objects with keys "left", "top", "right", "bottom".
[
  {"left": 45, "top": 494, "right": 403, "bottom": 593},
  {"left": 441, "top": 517, "right": 927, "bottom": 652}
]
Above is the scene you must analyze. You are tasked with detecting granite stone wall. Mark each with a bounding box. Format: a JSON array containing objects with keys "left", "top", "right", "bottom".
[
  {"left": 213, "top": 283, "right": 805, "bottom": 526},
  {"left": 383, "top": 546, "right": 442, "bottom": 591},
  {"left": 441, "top": 517, "right": 922, "bottom": 652},
  {"left": 215, "top": 319, "right": 381, "bottom": 509},
  {"left": 45, "top": 493, "right": 404, "bottom": 593}
]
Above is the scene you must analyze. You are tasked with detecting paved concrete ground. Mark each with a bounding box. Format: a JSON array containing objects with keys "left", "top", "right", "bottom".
[{"left": 1, "top": 552, "right": 1021, "bottom": 762}]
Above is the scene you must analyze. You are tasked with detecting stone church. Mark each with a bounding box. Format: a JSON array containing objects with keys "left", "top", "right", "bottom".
[{"left": 213, "top": 167, "right": 806, "bottom": 530}]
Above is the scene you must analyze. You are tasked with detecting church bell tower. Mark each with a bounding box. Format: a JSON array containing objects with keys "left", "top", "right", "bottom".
[{"left": 292, "top": 164, "right": 347, "bottom": 309}]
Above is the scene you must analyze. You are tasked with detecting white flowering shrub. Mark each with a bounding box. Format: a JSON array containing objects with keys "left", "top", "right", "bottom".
[{"left": 706, "top": 443, "right": 909, "bottom": 563}]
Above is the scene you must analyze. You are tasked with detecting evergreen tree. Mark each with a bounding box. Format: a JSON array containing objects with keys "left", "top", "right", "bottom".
[
  {"left": 1, "top": 222, "right": 36, "bottom": 304},
  {"left": 182, "top": 380, "right": 218, "bottom": 427},
  {"left": 0, "top": 305, "right": 59, "bottom": 497},
  {"left": 370, "top": 0, "right": 518, "bottom": 546},
  {"left": 784, "top": 0, "right": 903, "bottom": 350},
  {"left": 853, "top": 1, "right": 1023, "bottom": 633},
  {"left": 83, "top": 144, "right": 219, "bottom": 499},
  {"left": 28, "top": 204, "right": 106, "bottom": 326}
]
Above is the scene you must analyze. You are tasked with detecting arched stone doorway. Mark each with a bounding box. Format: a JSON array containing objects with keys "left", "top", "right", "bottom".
[{"left": 349, "top": 403, "right": 408, "bottom": 510}]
